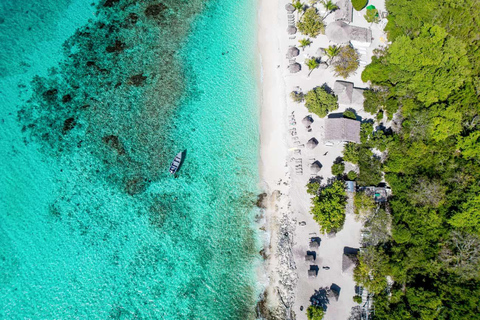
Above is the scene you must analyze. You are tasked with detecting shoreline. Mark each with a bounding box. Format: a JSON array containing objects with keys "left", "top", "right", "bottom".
[{"left": 257, "top": 0, "right": 297, "bottom": 317}]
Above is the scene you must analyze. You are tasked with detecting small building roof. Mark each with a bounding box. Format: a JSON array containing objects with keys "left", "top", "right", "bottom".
[
  {"left": 287, "top": 46, "right": 300, "bottom": 58},
  {"left": 325, "top": 21, "right": 372, "bottom": 45},
  {"left": 302, "top": 115, "right": 313, "bottom": 126},
  {"left": 324, "top": 118, "right": 360, "bottom": 143},
  {"left": 333, "top": 81, "right": 365, "bottom": 105},
  {"left": 288, "top": 62, "right": 301, "bottom": 73},
  {"left": 342, "top": 251, "right": 359, "bottom": 273},
  {"left": 310, "top": 161, "right": 322, "bottom": 173},
  {"left": 335, "top": 0, "right": 353, "bottom": 23},
  {"left": 307, "top": 137, "right": 319, "bottom": 149}
]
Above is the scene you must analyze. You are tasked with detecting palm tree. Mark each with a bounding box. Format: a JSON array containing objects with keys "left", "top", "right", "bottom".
[
  {"left": 306, "top": 57, "right": 320, "bottom": 76},
  {"left": 292, "top": 0, "right": 304, "bottom": 16},
  {"left": 325, "top": 45, "right": 341, "bottom": 62},
  {"left": 322, "top": 0, "right": 339, "bottom": 18},
  {"left": 299, "top": 38, "right": 312, "bottom": 50}
]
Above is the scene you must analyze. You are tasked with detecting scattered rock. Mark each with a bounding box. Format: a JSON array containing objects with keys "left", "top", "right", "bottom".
[
  {"left": 62, "top": 117, "right": 76, "bottom": 134},
  {"left": 102, "top": 135, "right": 125, "bottom": 155},
  {"left": 103, "top": 0, "right": 120, "bottom": 7},
  {"left": 128, "top": 74, "right": 147, "bottom": 86},
  {"left": 106, "top": 40, "right": 126, "bottom": 53},
  {"left": 62, "top": 94, "right": 72, "bottom": 103},
  {"left": 145, "top": 3, "right": 168, "bottom": 17},
  {"left": 256, "top": 192, "right": 268, "bottom": 209}
]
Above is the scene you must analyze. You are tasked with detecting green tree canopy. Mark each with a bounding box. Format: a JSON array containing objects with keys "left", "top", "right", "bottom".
[
  {"left": 306, "top": 305, "right": 325, "bottom": 320},
  {"left": 304, "top": 87, "right": 338, "bottom": 118},
  {"left": 309, "top": 180, "right": 347, "bottom": 233},
  {"left": 332, "top": 45, "right": 360, "bottom": 79},
  {"left": 297, "top": 7, "right": 325, "bottom": 37}
]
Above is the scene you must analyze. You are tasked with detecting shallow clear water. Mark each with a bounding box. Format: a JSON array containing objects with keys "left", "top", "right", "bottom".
[{"left": 0, "top": 0, "right": 260, "bottom": 318}]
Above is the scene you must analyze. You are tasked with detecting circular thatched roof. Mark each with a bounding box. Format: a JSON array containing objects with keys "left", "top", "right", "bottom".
[
  {"left": 287, "top": 25, "right": 297, "bottom": 35},
  {"left": 325, "top": 21, "right": 351, "bottom": 44},
  {"left": 302, "top": 115, "right": 313, "bottom": 126},
  {"left": 310, "top": 162, "right": 322, "bottom": 173},
  {"left": 307, "top": 137, "right": 319, "bottom": 149},
  {"left": 287, "top": 46, "right": 300, "bottom": 59},
  {"left": 288, "top": 62, "right": 301, "bottom": 73},
  {"left": 285, "top": 3, "right": 295, "bottom": 13}
]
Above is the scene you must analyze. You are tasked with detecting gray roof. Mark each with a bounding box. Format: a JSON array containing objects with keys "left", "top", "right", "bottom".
[
  {"left": 333, "top": 81, "right": 365, "bottom": 105},
  {"left": 288, "top": 62, "right": 301, "bottom": 73},
  {"left": 302, "top": 115, "right": 313, "bottom": 126},
  {"left": 287, "top": 46, "right": 300, "bottom": 59},
  {"left": 287, "top": 25, "right": 297, "bottom": 35},
  {"left": 324, "top": 118, "right": 360, "bottom": 143},
  {"left": 307, "top": 137, "right": 319, "bottom": 149},
  {"left": 325, "top": 21, "right": 372, "bottom": 44},
  {"left": 335, "top": 0, "right": 353, "bottom": 22},
  {"left": 285, "top": 3, "right": 295, "bottom": 13},
  {"left": 342, "top": 253, "right": 359, "bottom": 273},
  {"left": 310, "top": 161, "right": 322, "bottom": 173}
]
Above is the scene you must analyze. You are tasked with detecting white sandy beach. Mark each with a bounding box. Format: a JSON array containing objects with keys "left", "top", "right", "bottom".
[{"left": 258, "top": 0, "right": 387, "bottom": 318}]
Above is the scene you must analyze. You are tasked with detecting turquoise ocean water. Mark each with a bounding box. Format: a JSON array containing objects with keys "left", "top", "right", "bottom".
[{"left": 0, "top": 0, "right": 260, "bottom": 318}]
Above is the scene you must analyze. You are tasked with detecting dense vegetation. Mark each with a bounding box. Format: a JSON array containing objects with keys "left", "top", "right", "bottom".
[
  {"left": 351, "top": 0, "right": 367, "bottom": 11},
  {"left": 307, "top": 180, "right": 347, "bottom": 233},
  {"left": 306, "top": 305, "right": 325, "bottom": 320},
  {"left": 331, "top": 45, "right": 360, "bottom": 79},
  {"left": 304, "top": 86, "right": 338, "bottom": 118},
  {"left": 297, "top": 7, "right": 325, "bottom": 37},
  {"left": 354, "top": 0, "right": 480, "bottom": 318}
]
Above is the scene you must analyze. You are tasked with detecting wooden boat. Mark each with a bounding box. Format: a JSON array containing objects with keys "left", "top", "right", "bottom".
[{"left": 169, "top": 151, "right": 183, "bottom": 174}]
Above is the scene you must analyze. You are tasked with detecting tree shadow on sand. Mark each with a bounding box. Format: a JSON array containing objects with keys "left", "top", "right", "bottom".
[{"left": 310, "top": 287, "right": 330, "bottom": 311}]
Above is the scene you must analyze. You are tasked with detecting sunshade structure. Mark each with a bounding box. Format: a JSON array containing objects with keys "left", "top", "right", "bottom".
[
  {"left": 287, "top": 46, "right": 300, "bottom": 59},
  {"left": 285, "top": 3, "right": 295, "bottom": 13},
  {"left": 307, "top": 137, "right": 319, "bottom": 149},
  {"left": 324, "top": 118, "right": 360, "bottom": 143},
  {"left": 310, "top": 161, "right": 322, "bottom": 173},
  {"left": 302, "top": 115, "right": 313, "bottom": 127},
  {"left": 334, "top": 0, "right": 353, "bottom": 23},
  {"left": 342, "top": 247, "right": 360, "bottom": 274},
  {"left": 325, "top": 21, "right": 372, "bottom": 45},
  {"left": 287, "top": 25, "right": 297, "bottom": 35},
  {"left": 288, "top": 62, "right": 301, "bottom": 73},
  {"left": 333, "top": 80, "right": 365, "bottom": 105}
]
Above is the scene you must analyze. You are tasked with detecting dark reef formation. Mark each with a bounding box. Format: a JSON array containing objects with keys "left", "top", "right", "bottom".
[{"left": 18, "top": 0, "right": 205, "bottom": 195}]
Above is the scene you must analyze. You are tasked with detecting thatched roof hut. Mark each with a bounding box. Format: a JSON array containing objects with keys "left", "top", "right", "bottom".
[
  {"left": 285, "top": 3, "right": 295, "bottom": 13},
  {"left": 334, "top": 0, "right": 353, "bottom": 23},
  {"left": 302, "top": 115, "right": 313, "bottom": 127},
  {"left": 307, "top": 137, "right": 319, "bottom": 149},
  {"left": 325, "top": 21, "right": 372, "bottom": 45},
  {"left": 287, "top": 25, "right": 297, "bottom": 35},
  {"left": 288, "top": 62, "right": 301, "bottom": 73},
  {"left": 342, "top": 247, "right": 360, "bottom": 273},
  {"left": 305, "top": 254, "right": 315, "bottom": 262},
  {"left": 287, "top": 46, "right": 300, "bottom": 59},
  {"left": 333, "top": 81, "right": 364, "bottom": 105},
  {"left": 310, "top": 161, "right": 322, "bottom": 173},
  {"left": 308, "top": 269, "right": 318, "bottom": 278},
  {"left": 324, "top": 118, "right": 360, "bottom": 143}
]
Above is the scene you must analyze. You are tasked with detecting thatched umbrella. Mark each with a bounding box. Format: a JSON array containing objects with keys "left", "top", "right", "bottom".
[
  {"left": 310, "top": 161, "right": 322, "bottom": 173},
  {"left": 287, "top": 46, "right": 300, "bottom": 59},
  {"left": 307, "top": 137, "right": 319, "bottom": 149},
  {"left": 287, "top": 25, "right": 297, "bottom": 35},
  {"left": 302, "top": 115, "right": 313, "bottom": 127},
  {"left": 285, "top": 3, "right": 295, "bottom": 13},
  {"left": 288, "top": 62, "right": 301, "bottom": 73}
]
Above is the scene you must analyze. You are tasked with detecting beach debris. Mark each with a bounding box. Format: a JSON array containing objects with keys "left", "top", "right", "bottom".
[
  {"left": 287, "top": 46, "right": 300, "bottom": 59},
  {"left": 306, "top": 137, "right": 319, "bottom": 149}
]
